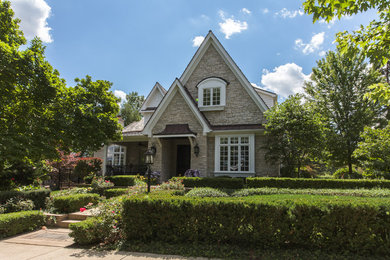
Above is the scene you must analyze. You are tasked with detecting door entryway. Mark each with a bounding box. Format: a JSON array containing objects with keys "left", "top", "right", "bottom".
[{"left": 176, "top": 145, "right": 191, "bottom": 176}]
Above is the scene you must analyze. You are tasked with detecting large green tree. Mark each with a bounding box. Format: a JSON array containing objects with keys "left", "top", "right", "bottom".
[
  {"left": 304, "top": 50, "right": 383, "bottom": 175},
  {"left": 264, "top": 94, "right": 324, "bottom": 177},
  {"left": 0, "top": 0, "right": 121, "bottom": 176},
  {"left": 120, "top": 91, "right": 144, "bottom": 126}
]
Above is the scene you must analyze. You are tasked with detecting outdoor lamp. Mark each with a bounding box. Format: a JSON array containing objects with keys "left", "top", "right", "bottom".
[
  {"left": 194, "top": 144, "right": 200, "bottom": 157},
  {"left": 144, "top": 148, "right": 155, "bottom": 193},
  {"left": 150, "top": 144, "right": 157, "bottom": 156}
]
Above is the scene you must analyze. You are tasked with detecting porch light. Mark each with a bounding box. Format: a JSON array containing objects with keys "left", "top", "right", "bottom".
[
  {"left": 194, "top": 144, "right": 200, "bottom": 157},
  {"left": 144, "top": 148, "right": 155, "bottom": 193},
  {"left": 150, "top": 145, "right": 157, "bottom": 156}
]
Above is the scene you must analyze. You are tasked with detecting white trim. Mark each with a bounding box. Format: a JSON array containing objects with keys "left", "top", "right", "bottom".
[
  {"left": 199, "top": 105, "right": 225, "bottom": 111},
  {"left": 180, "top": 31, "right": 268, "bottom": 112},
  {"left": 102, "top": 145, "right": 107, "bottom": 176},
  {"left": 153, "top": 134, "right": 196, "bottom": 138},
  {"left": 214, "top": 134, "right": 255, "bottom": 174},
  {"left": 140, "top": 82, "right": 166, "bottom": 112},
  {"left": 211, "top": 129, "right": 265, "bottom": 135},
  {"left": 142, "top": 78, "right": 211, "bottom": 137},
  {"left": 197, "top": 77, "right": 227, "bottom": 110}
]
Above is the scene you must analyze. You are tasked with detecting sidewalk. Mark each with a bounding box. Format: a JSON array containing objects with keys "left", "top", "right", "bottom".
[{"left": 0, "top": 228, "right": 210, "bottom": 260}]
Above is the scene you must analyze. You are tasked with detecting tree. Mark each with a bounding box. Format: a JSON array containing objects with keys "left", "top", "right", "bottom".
[
  {"left": 264, "top": 94, "right": 324, "bottom": 177},
  {"left": 304, "top": 50, "right": 383, "bottom": 175},
  {"left": 120, "top": 91, "right": 144, "bottom": 126},
  {"left": 303, "top": 0, "right": 390, "bottom": 70},
  {"left": 0, "top": 1, "right": 121, "bottom": 178}
]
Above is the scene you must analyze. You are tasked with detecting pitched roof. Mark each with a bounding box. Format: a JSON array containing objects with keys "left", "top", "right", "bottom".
[
  {"left": 180, "top": 30, "right": 268, "bottom": 112},
  {"left": 123, "top": 118, "right": 144, "bottom": 136},
  {"left": 140, "top": 82, "right": 166, "bottom": 112},
  {"left": 155, "top": 124, "right": 196, "bottom": 136}
]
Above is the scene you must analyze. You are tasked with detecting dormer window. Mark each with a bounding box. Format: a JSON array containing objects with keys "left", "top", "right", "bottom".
[{"left": 197, "top": 77, "right": 226, "bottom": 111}]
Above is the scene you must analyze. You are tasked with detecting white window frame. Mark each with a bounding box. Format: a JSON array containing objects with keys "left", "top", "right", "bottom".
[
  {"left": 198, "top": 78, "right": 226, "bottom": 111},
  {"left": 214, "top": 134, "right": 255, "bottom": 175},
  {"left": 106, "top": 145, "right": 126, "bottom": 166}
]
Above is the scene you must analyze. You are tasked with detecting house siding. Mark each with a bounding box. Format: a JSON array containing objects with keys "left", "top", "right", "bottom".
[{"left": 185, "top": 44, "right": 265, "bottom": 125}]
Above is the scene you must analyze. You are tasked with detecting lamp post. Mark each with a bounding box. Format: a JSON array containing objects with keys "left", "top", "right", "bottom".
[{"left": 144, "top": 148, "right": 155, "bottom": 193}]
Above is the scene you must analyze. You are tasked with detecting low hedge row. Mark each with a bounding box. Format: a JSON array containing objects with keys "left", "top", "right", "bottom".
[
  {"left": 105, "top": 175, "right": 137, "bottom": 186},
  {"left": 0, "top": 189, "right": 50, "bottom": 209},
  {"left": 0, "top": 210, "right": 46, "bottom": 238},
  {"left": 53, "top": 193, "right": 100, "bottom": 213},
  {"left": 69, "top": 217, "right": 107, "bottom": 245},
  {"left": 246, "top": 177, "right": 390, "bottom": 189},
  {"left": 104, "top": 188, "right": 128, "bottom": 198},
  {"left": 123, "top": 194, "right": 390, "bottom": 255},
  {"left": 172, "top": 177, "right": 244, "bottom": 189}
]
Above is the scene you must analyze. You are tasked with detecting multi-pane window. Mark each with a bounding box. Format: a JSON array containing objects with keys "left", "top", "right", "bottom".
[
  {"left": 107, "top": 145, "right": 126, "bottom": 166},
  {"left": 202, "top": 87, "right": 221, "bottom": 106},
  {"left": 216, "top": 136, "right": 253, "bottom": 173}
]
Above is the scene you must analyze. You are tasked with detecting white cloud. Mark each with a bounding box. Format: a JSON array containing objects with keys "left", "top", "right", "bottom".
[
  {"left": 192, "top": 36, "right": 205, "bottom": 47},
  {"left": 241, "top": 8, "right": 251, "bottom": 14},
  {"left": 262, "top": 8, "right": 269, "bottom": 14},
  {"left": 318, "top": 50, "right": 326, "bottom": 57},
  {"left": 276, "top": 8, "right": 304, "bottom": 19},
  {"left": 261, "top": 63, "right": 311, "bottom": 97},
  {"left": 10, "top": 0, "right": 52, "bottom": 43},
  {"left": 114, "top": 90, "right": 127, "bottom": 104},
  {"left": 218, "top": 10, "right": 248, "bottom": 39},
  {"left": 295, "top": 32, "right": 325, "bottom": 55}
]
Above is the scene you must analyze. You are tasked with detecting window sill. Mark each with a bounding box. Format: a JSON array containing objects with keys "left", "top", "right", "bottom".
[
  {"left": 213, "top": 172, "right": 255, "bottom": 177},
  {"left": 199, "top": 105, "right": 225, "bottom": 111}
]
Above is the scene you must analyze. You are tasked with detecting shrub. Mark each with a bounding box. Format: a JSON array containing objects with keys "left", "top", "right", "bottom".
[
  {"left": 91, "top": 177, "right": 114, "bottom": 195},
  {"left": 184, "top": 169, "right": 201, "bottom": 177},
  {"left": 84, "top": 174, "right": 95, "bottom": 184},
  {"left": 333, "top": 167, "right": 362, "bottom": 179},
  {"left": 69, "top": 217, "right": 107, "bottom": 245},
  {"left": 0, "top": 197, "right": 34, "bottom": 213},
  {"left": 52, "top": 193, "right": 99, "bottom": 213},
  {"left": 0, "top": 211, "right": 46, "bottom": 238},
  {"left": 104, "top": 188, "right": 128, "bottom": 199},
  {"left": 185, "top": 188, "right": 228, "bottom": 198},
  {"left": 123, "top": 194, "right": 390, "bottom": 255},
  {"left": 246, "top": 177, "right": 390, "bottom": 189},
  {"left": 172, "top": 177, "right": 244, "bottom": 189},
  {"left": 0, "top": 189, "right": 50, "bottom": 209},
  {"left": 159, "top": 179, "right": 185, "bottom": 190},
  {"left": 106, "top": 175, "right": 137, "bottom": 186}
]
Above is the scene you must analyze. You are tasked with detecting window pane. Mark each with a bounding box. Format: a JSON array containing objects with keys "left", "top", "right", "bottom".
[
  {"left": 203, "top": 88, "right": 211, "bottom": 106},
  {"left": 230, "top": 146, "right": 238, "bottom": 171},
  {"left": 231, "top": 137, "right": 238, "bottom": 144},
  {"left": 241, "top": 145, "right": 249, "bottom": 171},
  {"left": 212, "top": 88, "right": 220, "bottom": 105},
  {"left": 113, "top": 154, "right": 120, "bottom": 165},
  {"left": 220, "top": 137, "right": 228, "bottom": 144},
  {"left": 241, "top": 137, "right": 249, "bottom": 144},
  {"left": 220, "top": 146, "right": 228, "bottom": 171},
  {"left": 114, "top": 146, "right": 120, "bottom": 152}
]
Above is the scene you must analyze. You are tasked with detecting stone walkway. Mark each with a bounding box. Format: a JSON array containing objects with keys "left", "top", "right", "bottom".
[{"left": 0, "top": 228, "right": 212, "bottom": 260}]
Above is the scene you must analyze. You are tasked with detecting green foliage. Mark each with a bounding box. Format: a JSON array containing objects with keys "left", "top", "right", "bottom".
[
  {"left": 91, "top": 177, "right": 114, "bottom": 195},
  {"left": 120, "top": 91, "right": 145, "bottom": 126},
  {"left": 333, "top": 167, "right": 362, "bottom": 179},
  {"left": 264, "top": 94, "right": 324, "bottom": 177},
  {"left": 172, "top": 177, "right": 244, "bottom": 189},
  {"left": 246, "top": 177, "right": 390, "bottom": 189},
  {"left": 159, "top": 178, "right": 185, "bottom": 190},
  {"left": 123, "top": 193, "right": 390, "bottom": 255},
  {"left": 0, "top": 188, "right": 50, "bottom": 209},
  {"left": 104, "top": 188, "right": 128, "bottom": 199},
  {"left": 0, "top": 197, "right": 34, "bottom": 213},
  {"left": 304, "top": 50, "right": 383, "bottom": 174},
  {"left": 185, "top": 187, "right": 228, "bottom": 198},
  {"left": 69, "top": 217, "right": 107, "bottom": 245},
  {"left": 73, "top": 158, "right": 102, "bottom": 182},
  {"left": 52, "top": 193, "right": 99, "bottom": 213},
  {"left": 106, "top": 175, "right": 137, "bottom": 186},
  {"left": 0, "top": 210, "right": 46, "bottom": 238}
]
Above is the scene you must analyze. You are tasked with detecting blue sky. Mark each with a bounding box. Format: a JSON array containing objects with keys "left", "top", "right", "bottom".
[{"left": 9, "top": 0, "right": 377, "bottom": 101}]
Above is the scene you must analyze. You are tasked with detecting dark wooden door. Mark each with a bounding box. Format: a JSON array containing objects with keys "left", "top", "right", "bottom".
[{"left": 176, "top": 145, "right": 191, "bottom": 176}]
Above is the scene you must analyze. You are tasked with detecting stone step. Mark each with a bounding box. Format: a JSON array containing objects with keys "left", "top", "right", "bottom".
[
  {"left": 68, "top": 212, "right": 91, "bottom": 221},
  {"left": 57, "top": 219, "right": 81, "bottom": 228}
]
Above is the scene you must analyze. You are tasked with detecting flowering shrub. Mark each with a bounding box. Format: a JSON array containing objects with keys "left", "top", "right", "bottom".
[
  {"left": 184, "top": 169, "right": 201, "bottom": 177},
  {"left": 91, "top": 177, "right": 114, "bottom": 195},
  {"left": 143, "top": 171, "right": 161, "bottom": 185},
  {"left": 159, "top": 178, "right": 185, "bottom": 190},
  {"left": 0, "top": 197, "right": 34, "bottom": 213}
]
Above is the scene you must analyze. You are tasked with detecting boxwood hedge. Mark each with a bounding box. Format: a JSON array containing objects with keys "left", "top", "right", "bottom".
[
  {"left": 103, "top": 188, "right": 128, "bottom": 198},
  {"left": 0, "top": 210, "right": 46, "bottom": 238},
  {"left": 246, "top": 177, "right": 390, "bottom": 189},
  {"left": 53, "top": 193, "right": 99, "bottom": 213},
  {"left": 123, "top": 193, "right": 390, "bottom": 255},
  {"left": 106, "top": 175, "right": 137, "bottom": 186},
  {"left": 172, "top": 177, "right": 244, "bottom": 189},
  {"left": 69, "top": 217, "right": 107, "bottom": 245},
  {"left": 0, "top": 189, "right": 50, "bottom": 209}
]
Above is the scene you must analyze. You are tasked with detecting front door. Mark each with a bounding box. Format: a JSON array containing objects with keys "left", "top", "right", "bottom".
[{"left": 176, "top": 145, "right": 191, "bottom": 176}]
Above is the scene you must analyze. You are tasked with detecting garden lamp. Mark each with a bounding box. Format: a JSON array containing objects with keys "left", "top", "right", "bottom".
[{"left": 145, "top": 148, "right": 155, "bottom": 193}]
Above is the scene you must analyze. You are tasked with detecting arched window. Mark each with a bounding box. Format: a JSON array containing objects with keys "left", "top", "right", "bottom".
[
  {"left": 107, "top": 145, "right": 126, "bottom": 166},
  {"left": 197, "top": 77, "right": 227, "bottom": 111}
]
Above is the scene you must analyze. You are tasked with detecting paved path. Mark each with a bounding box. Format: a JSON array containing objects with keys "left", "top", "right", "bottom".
[{"left": 0, "top": 228, "right": 211, "bottom": 260}]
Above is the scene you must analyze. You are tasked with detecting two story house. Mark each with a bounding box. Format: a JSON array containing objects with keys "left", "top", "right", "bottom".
[{"left": 96, "top": 30, "right": 279, "bottom": 181}]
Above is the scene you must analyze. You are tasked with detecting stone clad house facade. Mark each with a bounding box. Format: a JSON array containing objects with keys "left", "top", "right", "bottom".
[{"left": 96, "top": 31, "right": 279, "bottom": 181}]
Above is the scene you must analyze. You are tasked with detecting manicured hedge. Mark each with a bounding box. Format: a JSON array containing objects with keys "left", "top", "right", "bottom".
[
  {"left": 106, "top": 175, "right": 137, "bottom": 186},
  {"left": 69, "top": 217, "right": 107, "bottom": 245},
  {"left": 0, "top": 189, "right": 50, "bottom": 209},
  {"left": 53, "top": 193, "right": 99, "bottom": 213},
  {"left": 123, "top": 194, "right": 390, "bottom": 255},
  {"left": 104, "top": 188, "right": 128, "bottom": 198},
  {"left": 0, "top": 210, "right": 46, "bottom": 238},
  {"left": 247, "top": 177, "right": 390, "bottom": 189},
  {"left": 172, "top": 177, "right": 244, "bottom": 189}
]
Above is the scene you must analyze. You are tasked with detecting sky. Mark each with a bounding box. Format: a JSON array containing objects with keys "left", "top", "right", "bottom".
[{"left": 8, "top": 0, "right": 378, "bottom": 102}]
